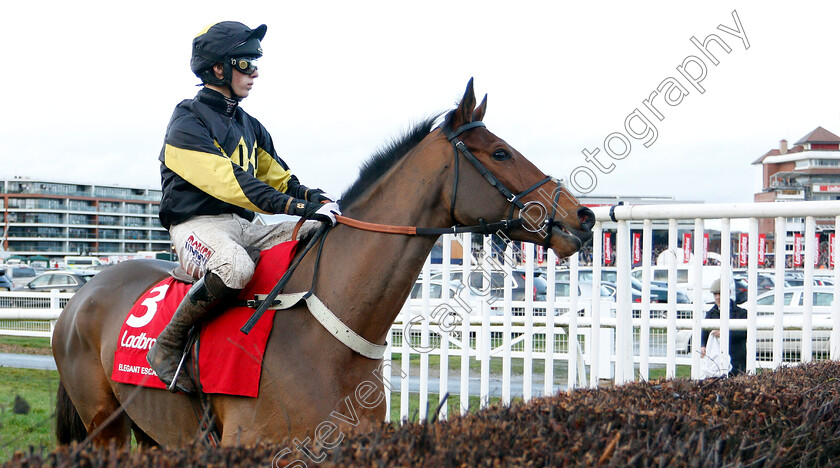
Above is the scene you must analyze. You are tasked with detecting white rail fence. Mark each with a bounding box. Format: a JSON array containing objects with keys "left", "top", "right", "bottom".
[
  {"left": 0, "top": 290, "right": 70, "bottom": 339},
  {"left": 1, "top": 200, "right": 839, "bottom": 423}
]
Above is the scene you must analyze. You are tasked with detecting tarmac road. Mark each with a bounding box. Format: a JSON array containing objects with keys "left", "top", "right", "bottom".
[{"left": 0, "top": 352, "right": 56, "bottom": 370}]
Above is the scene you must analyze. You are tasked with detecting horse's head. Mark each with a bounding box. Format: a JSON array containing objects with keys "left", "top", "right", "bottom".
[{"left": 441, "top": 79, "right": 594, "bottom": 258}]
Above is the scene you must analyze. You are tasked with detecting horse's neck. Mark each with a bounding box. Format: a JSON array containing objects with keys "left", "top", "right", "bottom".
[{"left": 316, "top": 137, "right": 451, "bottom": 346}]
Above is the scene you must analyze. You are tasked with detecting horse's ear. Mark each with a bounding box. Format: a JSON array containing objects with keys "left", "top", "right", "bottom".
[
  {"left": 472, "top": 94, "right": 487, "bottom": 122},
  {"left": 450, "top": 78, "right": 477, "bottom": 129}
]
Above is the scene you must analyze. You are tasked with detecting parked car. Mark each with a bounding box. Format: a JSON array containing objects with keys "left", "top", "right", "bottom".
[
  {"left": 431, "top": 268, "right": 547, "bottom": 302},
  {"left": 754, "top": 286, "right": 834, "bottom": 355},
  {"left": 554, "top": 280, "right": 615, "bottom": 317},
  {"left": 409, "top": 277, "right": 459, "bottom": 300},
  {"left": 733, "top": 272, "right": 780, "bottom": 292},
  {"left": 600, "top": 281, "right": 653, "bottom": 305},
  {"left": 0, "top": 271, "right": 12, "bottom": 291},
  {"left": 22, "top": 270, "right": 97, "bottom": 293},
  {"left": 559, "top": 268, "right": 691, "bottom": 304},
  {"left": 2, "top": 265, "right": 38, "bottom": 289}
]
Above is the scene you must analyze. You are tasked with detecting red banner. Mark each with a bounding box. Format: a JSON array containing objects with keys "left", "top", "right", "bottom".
[
  {"left": 739, "top": 233, "right": 748, "bottom": 267},
  {"left": 537, "top": 245, "right": 544, "bottom": 264},
  {"left": 703, "top": 233, "right": 709, "bottom": 265},
  {"left": 815, "top": 234, "right": 821, "bottom": 267},
  {"left": 831, "top": 233, "right": 836, "bottom": 268},
  {"left": 683, "top": 232, "right": 692, "bottom": 263},
  {"left": 793, "top": 233, "right": 802, "bottom": 267},
  {"left": 604, "top": 233, "right": 612, "bottom": 265},
  {"left": 632, "top": 232, "right": 642, "bottom": 264},
  {"left": 757, "top": 234, "right": 766, "bottom": 265}
]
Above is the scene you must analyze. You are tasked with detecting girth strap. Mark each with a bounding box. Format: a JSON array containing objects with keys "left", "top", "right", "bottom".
[{"left": 248, "top": 292, "right": 386, "bottom": 360}]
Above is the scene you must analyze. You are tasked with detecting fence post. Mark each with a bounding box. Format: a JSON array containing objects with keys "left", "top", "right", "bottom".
[
  {"left": 802, "top": 216, "right": 816, "bottom": 362},
  {"left": 523, "top": 242, "right": 535, "bottom": 401},
  {"left": 616, "top": 220, "right": 633, "bottom": 384},
  {"left": 590, "top": 222, "right": 604, "bottom": 386},
  {"left": 774, "top": 217, "right": 786, "bottom": 366},
  {"left": 667, "top": 219, "right": 678, "bottom": 379},
  {"left": 438, "top": 234, "right": 452, "bottom": 421},
  {"left": 691, "top": 218, "right": 704, "bottom": 379},
  {"left": 833, "top": 216, "right": 840, "bottom": 361},
  {"left": 419, "top": 257, "right": 430, "bottom": 420},
  {"left": 545, "top": 248, "right": 556, "bottom": 395},
  {"left": 479, "top": 235, "right": 491, "bottom": 407},
  {"left": 746, "top": 218, "right": 759, "bottom": 373},
  {"left": 459, "top": 233, "right": 472, "bottom": 413},
  {"left": 720, "top": 219, "right": 732, "bottom": 364},
  {"left": 640, "top": 219, "right": 652, "bottom": 380}
]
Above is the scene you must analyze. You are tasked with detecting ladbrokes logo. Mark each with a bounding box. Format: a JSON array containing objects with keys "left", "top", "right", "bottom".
[{"left": 120, "top": 331, "right": 156, "bottom": 350}]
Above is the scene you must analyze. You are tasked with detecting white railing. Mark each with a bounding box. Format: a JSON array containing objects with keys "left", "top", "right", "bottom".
[
  {"left": 0, "top": 290, "right": 71, "bottom": 338},
  {"left": 383, "top": 200, "right": 840, "bottom": 421},
  {"left": 593, "top": 200, "right": 840, "bottom": 383}
]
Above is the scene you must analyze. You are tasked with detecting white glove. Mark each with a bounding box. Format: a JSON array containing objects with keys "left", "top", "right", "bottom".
[{"left": 315, "top": 202, "right": 341, "bottom": 226}]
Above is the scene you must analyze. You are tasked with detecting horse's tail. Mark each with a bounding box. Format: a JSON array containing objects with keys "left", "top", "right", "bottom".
[{"left": 55, "top": 379, "right": 88, "bottom": 444}]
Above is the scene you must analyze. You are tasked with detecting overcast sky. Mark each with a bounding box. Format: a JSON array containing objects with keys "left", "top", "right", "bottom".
[{"left": 2, "top": 1, "right": 838, "bottom": 205}]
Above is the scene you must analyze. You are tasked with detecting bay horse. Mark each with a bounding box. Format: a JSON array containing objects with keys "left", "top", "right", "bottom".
[{"left": 53, "top": 79, "right": 595, "bottom": 448}]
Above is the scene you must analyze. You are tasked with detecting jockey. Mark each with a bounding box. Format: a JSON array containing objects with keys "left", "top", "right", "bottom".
[{"left": 148, "top": 21, "right": 340, "bottom": 393}]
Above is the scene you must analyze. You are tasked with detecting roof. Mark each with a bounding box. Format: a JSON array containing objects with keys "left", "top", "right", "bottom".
[
  {"left": 793, "top": 126, "right": 840, "bottom": 145},
  {"left": 757, "top": 149, "right": 838, "bottom": 165},
  {"left": 751, "top": 145, "right": 804, "bottom": 165},
  {"left": 753, "top": 127, "right": 840, "bottom": 165}
]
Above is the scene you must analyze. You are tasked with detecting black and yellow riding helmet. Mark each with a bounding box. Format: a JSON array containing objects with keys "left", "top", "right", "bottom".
[{"left": 190, "top": 21, "right": 266, "bottom": 95}]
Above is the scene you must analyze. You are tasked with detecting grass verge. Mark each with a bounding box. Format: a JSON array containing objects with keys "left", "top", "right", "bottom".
[{"left": 0, "top": 368, "right": 59, "bottom": 462}]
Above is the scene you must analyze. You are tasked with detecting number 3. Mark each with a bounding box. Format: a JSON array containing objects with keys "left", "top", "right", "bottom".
[{"left": 126, "top": 284, "right": 169, "bottom": 328}]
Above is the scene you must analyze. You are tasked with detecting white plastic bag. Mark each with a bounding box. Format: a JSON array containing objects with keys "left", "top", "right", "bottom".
[{"left": 700, "top": 335, "right": 731, "bottom": 378}]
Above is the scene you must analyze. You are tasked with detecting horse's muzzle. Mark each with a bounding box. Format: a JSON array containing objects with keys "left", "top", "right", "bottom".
[{"left": 575, "top": 207, "right": 595, "bottom": 244}]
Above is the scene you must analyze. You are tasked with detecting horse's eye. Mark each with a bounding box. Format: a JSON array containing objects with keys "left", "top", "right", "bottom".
[{"left": 492, "top": 150, "right": 510, "bottom": 161}]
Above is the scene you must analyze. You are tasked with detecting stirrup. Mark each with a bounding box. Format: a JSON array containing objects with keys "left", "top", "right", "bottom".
[{"left": 168, "top": 328, "right": 198, "bottom": 394}]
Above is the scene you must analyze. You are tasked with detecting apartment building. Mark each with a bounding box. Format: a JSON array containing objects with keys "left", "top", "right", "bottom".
[
  {"left": 752, "top": 126, "right": 840, "bottom": 265},
  {"left": 0, "top": 178, "right": 170, "bottom": 262}
]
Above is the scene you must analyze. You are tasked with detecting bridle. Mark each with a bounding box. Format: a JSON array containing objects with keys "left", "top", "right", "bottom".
[{"left": 335, "top": 120, "right": 563, "bottom": 243}]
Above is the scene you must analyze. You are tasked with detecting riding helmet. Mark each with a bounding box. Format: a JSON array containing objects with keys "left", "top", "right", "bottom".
[{"left": 190, "top": 21, "right": 267, "bottom": 86}]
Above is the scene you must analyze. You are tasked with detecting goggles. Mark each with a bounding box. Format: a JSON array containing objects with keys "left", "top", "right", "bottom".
[{"left": 230, "top": 57, "right": 259, "bottom": 75}]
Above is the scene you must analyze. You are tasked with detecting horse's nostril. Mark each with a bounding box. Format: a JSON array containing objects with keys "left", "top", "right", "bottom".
[{"left": 577, "top": 207, "right": 595, "bottom": 230}]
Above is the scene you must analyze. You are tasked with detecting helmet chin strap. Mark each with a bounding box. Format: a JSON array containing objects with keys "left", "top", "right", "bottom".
[
  {"left": 202, "top": 62, "right": 245, "bottom": 101},
  {"left": 228, "top": 84, "right": 243, "bottom": 101},
  {"left": 222, "top": 62, "right": 245, "bottom": 101}
]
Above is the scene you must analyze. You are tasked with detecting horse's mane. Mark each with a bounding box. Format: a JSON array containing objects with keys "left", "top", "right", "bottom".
[{"left": 340, "top": 113, "right": 444, "bottom": 207}]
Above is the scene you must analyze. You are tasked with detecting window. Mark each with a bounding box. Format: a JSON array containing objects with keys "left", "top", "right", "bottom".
[
  {"left": 51, "top": 275, "right": 76, "bottom": 287},
  {"left": 555, "top": 283, "right": 571, "bottom": 297},
  {"left": 411, "top": 283, "right": 444, "bottom": 299},
  {"left": 651, "top": 269, "right": 688, "bottom": 283},
  {"left": 798, "top": 292, "right": 834, "bottom": 307},
  {"left": 757, "top": 292, "right": 794, "bottom": 306},
  {"left": 28, "top": 275, "right": 52, "bottom": 288},
  {"left": 11, "top": 267, "right": 36, "bottom": 278}
]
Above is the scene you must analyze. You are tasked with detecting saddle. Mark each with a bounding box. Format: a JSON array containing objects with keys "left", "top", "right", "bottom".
[{"left": 112, "top": 240, "right": 300, "bottom": 397}]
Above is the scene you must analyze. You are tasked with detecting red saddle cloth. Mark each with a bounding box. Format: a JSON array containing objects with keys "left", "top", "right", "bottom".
[{"left": 112, "top": 240, "right": 299, "bottom": 397}]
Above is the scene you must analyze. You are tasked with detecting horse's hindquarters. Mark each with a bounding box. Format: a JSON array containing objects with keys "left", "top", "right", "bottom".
[{"left": 53, "top": 259, "right": 198, "bottom": 446}]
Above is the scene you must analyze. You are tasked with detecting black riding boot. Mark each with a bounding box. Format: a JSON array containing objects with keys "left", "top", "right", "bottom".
[{"left": 146, "top": 272, "right": 236, "bottom": 393}]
